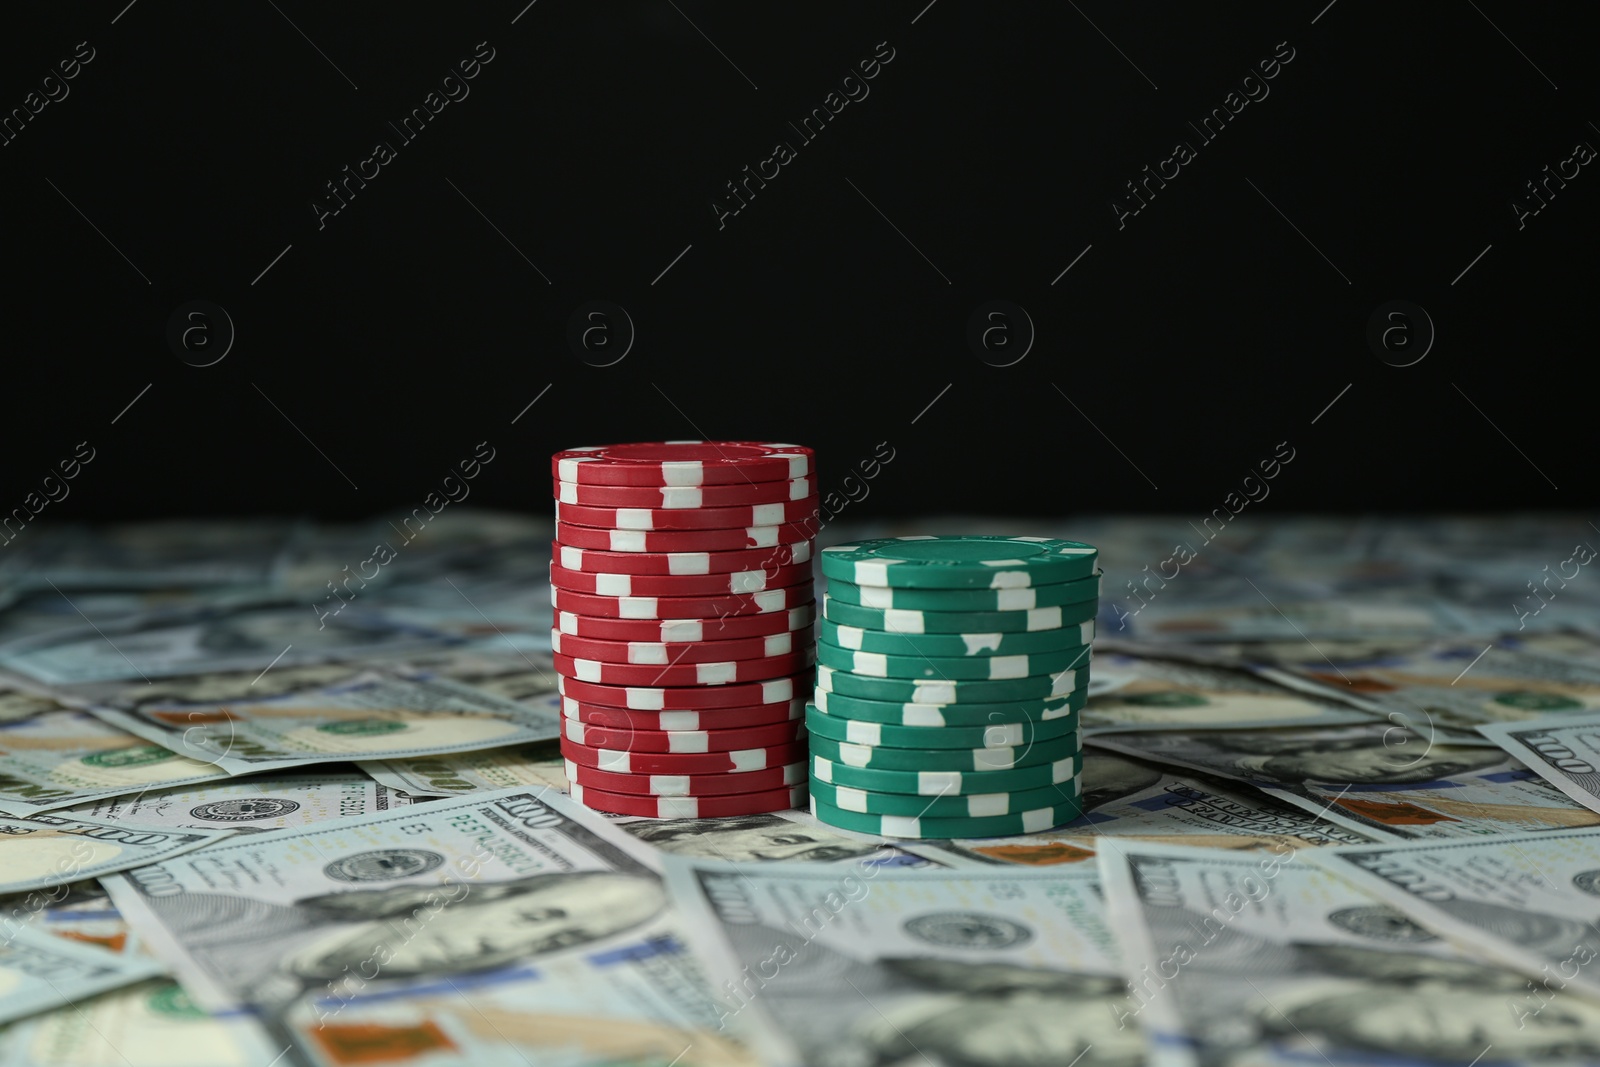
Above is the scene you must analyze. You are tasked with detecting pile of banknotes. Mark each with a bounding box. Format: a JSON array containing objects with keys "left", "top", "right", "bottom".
[{"left": 2, "top": 510, "right": 1600, "bottom": 1067}]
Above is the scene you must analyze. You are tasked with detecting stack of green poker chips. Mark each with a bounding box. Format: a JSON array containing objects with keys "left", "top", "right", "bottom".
[{"left": 808, "top": 535, "right": 1098, "bottom": 838}]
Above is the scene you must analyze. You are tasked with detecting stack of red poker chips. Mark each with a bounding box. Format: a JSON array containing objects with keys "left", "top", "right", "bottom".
[{"left": 551, "top": 441, "right": 818, "bottom": 818}]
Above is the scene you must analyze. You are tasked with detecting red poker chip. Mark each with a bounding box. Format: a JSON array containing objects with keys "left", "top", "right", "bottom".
[
  {"left": 557, "top": 497, "right": 819, "bottom": 532},
  {"left": 550, "top": 585, "right": 813, "bottom": 620},
  {"left": 561, "top": 696, "right": 807, "bottom": 730},
  {"left": 570, "top": 781, "right": 807, "bottom": 818},
  {"left": 553, "top": 648, "right": 814, "bottom": 687},
  {"left": 561, "top": 716, "right": 806, "bottom": 752},
  {"left": 549, "top": 561, "right": 813, "bottom": 598},
  {"left": 561, "top": 738, "right": 810, "bottom": 776},
  {"left": 553, "top": 541, "right": 812, "bottom": 576},
  {"left": 551, "top": 626, "right": 813, "bottom": 665},
  {"left": 553, "top": 442, "right": 813, "bottom": 486},
  {"left": 558, "top": 671, "right": 810, "bottom": 711},
  {"left": 555, "top": 477, "right": 813, "bottom": 509},
  {"left": 555, "top": 604, "right": 815, "bottom": 643},
  {"left": 566, "top": 760, "right": 808, "bottom": 798},
  {"left": 556, "top": 521, "right": 816, "bottom": 553}
]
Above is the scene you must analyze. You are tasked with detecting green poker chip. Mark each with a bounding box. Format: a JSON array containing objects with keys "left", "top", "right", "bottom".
[
  {"left": 822, "top": 596, "right": 1098, "bottom": 634},
  {"left": 817, "top": 662, "right": 1089, "bottom": 704},
  {"left": 820, "top": 536, "right": 1099, "bottom": 589},
  {"left": 816, "top": 638, "right": 1091, "bottom": 680},
  {"left": 814, "top": 687, "right": 1087, "bottom": 726},
  {"left": 813, "top": 749, "right": 1084, "bottom": 795},
  {"left": 808, "top": 729, "right": 1081, "bottom": 772},
  {"left": 809, "top": 775, "right": 1081, "bottom": 818},
  {"left": 810, "top": 793, "right": 1084, "bottom": 839},
  {"left": 825, "top": 571, "right": 1100, "bottom": 612},
  {"left": 819, "top": 617, "right": 1096, "bottom": 658},
  {"left": 805, "top": 702, "right": 1079, "bottom": 749}
]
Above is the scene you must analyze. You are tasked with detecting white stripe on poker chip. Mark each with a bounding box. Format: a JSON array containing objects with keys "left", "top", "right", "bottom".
[
  {"left": 985, "top": 570, "right": 1034, "bottom": 589},
  {"left": 857, "top": 586, "right": 893, "bottom": 608},
  {"left": 762, "top": 678, "right": 796, "bottom": 702},
  {"left": 812, "top": 755, "right": 834, "bottom": 782},
  {"left": 836, "top": 784, "right": 870, "bottom": 812},
  {"left": 852, "top": 651, "right": 888, "bottom": 677},
  {"left": 560, "top": 547, "right": 582, "bottom": 568},
  {"left": 596, "top": 750, "right": 633, "bottom": 772},
  {"left": 1028, "top": 607, "right": 1061, "bottom": 630},
  {"left": 610, "top": 530, "right": 647, "bottom": 551},
  {"left": 628, "top": 642, "right": 668, "bottom": 665},
  {"left": 658, "top": 795, "right": 699, "bottom": 817},
  {"left": 650, "top": 774, "right": 690, "bottom": 793},
  {"left": 844, "top": 720, "right": 881, "bottom": 745},
  {"left": 558, "top": 483, "right": 578, "bottom": 504},
  {"left": 837, "top": 741, "right": 872, "bottom": 766},
  {"left": 763, "top": 634, "right": 794, "bottom": 656},
  {"left": 616, "top": 508, "right": 653, "bottom": 529},
  {"left": 595, "top": 574, "right": 632, "bottom": 596},
  {"left": 668, "top": 731, "right": 710, "bottom": 753},
  {"left": 789, "top": 477, "right": 811, "bottom": 499},
  {"left": 1051, "top": 757, "right": 1076, "bottom": 781},
  {"left": 753, "top": 589, "right": 786, "bottom": 612},
  {"left": 883, "top": 608, "right": 924, "bottom": 633},
  {"left": 1021, "top": 807, "right": 1055, "bottom": 832},
  {"left": 915, "top": 771, "right": 960, "bottom": 796},
  {"left": 661, "top": 710, "right": 701, "bottom": 729},
  {"left": 574, "top": 659, "right": 604, "bottom": 682},
  {"left": 817, "top": 665, "right": 835, "bottom": 691},
  {"left": 967, "top": 793, "right": 1010, "bottom": 817},
  {"left": 668, "top": 553, "right": 711, "bottom": 574},
  {"left": 729, "top": 569, "right": 767, "bottom": 594},
  {"left": 749, "top": 526, "right": 778, "bottom": 547},
  {"left": 1078, "top": 620, "right": 1095, "bottom": 643},
  {"left": 625, "top": 687, "right": 664, "bottom": 709},
  {"left": 881, "top": 815, "right": 919, "bottom": 837},
  {"left": 852, "top": 560, "right": 898, "bottom": 586},
  {"left": 982, "top": 723, "right": 1026, "bottom": 746},
  {"left": 660, "top": 620, "right": 704, "bottom": 641},
  {"left": 551, "top": 631, "right": 564, "bottom": 653},
  {"left": 556, "top": 457, "right": 593, "bottom": 480},
  {"left": 903, "top": 704, "right": 951, "bottom": 726},
  {"left": 834, "top": 624, "right": 865, "bottom": 650},
  {"left": 696, "top": 662, "right": 738, "bottom": 685},
  {"left": 961, "top": 634, "right": 1002, "bottom": 655},
  {"left": 989, "top": 655, "right": 1029, "bottom": 679},
  {"left": 792, "top": 541, "right": 813, "bottom": 563},
  {"left": 751, "top": 503, "right": 785, "bottom": 525},
  {"left": 1060, "top": 545, "right": 1095, "bottom": 555},
  {"left": 897, "top": 535, "right": 936, "bottom": 541},
  {"left": 661, "top": 461, "right": 704, "bottom": 485},
  {"left": 620, "top": 597, "right": 658, "bottom": 619},
  {"left": 658, "top": 487, "right": 703, "bottom": 508},
  {"left": 564, "top": 720, "right": 585, "bottom": 743},
  {"left": 729, "top": 748, "right": 770, "bottom": 771},
  {"left": 996, "top": 589, "right": 1036, "bottom": 610}
]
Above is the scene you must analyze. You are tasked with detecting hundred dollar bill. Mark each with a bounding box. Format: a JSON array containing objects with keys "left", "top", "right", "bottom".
[
  {"left": 68, "top": 667, "right": 561, "bottom": 775},
  {"left": 1083, "top": 654, "right": 1374, "bottom": 734},
  {"left": 663, "top": 856, "right": 1142, "bottom": 1067},
  {"left": 60, "top": 770, "right": 413, "bottom": 834},
  {"left": 1097, "top": 839, "right": 1597, "bottom": 1067},
  {"left": 358, "top": 697, "right": 566, "bottom": 796},
  {"left": 0, "top": 924, "right": 165, "bottom": 1026},
  {"left": 0, "top": 602, "right": 458, "bottom": 686},
  {"left": 1092, "top": 721, "right": 1600, "bottom": 840},
  {"left": 0, "top": 706, "right": 232, "bottom": 816},
  {"left": 100, "top": 787, "right": 756, "bottom": 1067},
  {"left": 909, "top": 750, "right": 1382, "bottom": 868},
  {"left": 1, "top": 520, "right": 295, "bottom": 591},
  {"left": 1477, "top": 711, "right": 1600, "bottom": 814},
  {"left": 0, "top": 880, "right": 280, "bottom": 1067},
  {"left": 0, "top": 810, "right": 231, "bottom": 895},
  {"left": 1305, "top": 829, "right": 1600, "bottom": 1006}
]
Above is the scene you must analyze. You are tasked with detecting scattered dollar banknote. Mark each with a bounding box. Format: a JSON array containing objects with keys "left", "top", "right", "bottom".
[
  {"left": 71, "top": 668, "right": 561, "bottom": 775},
  {"left": 1097, "top": 839, "right": 1598, "bottom": 1067},
  {"left": 60, "top": 769, "right": 413, "bottom": 833},
  {"left": 0, "top": 810, "right": 231, "bottom": 895},
  {"left": 909, "top": 749, "right": 1382, "bottom": 868},
  {"left": 1091, "top": 721, "right": 1600, "bottom": 840},
  {"left": 0, "top": 706, "right": 232, "bottom": 816},
  {"left": 1306, "top": 828, "right": 1600, "bottom": 1006},
  {"left": 0, "top": 602, "right": 458, "bottom": 685},
  {"left": 1478, "top": 711, "right": 1600, "bottom": 814},
  {"left": 1083, "top": 653, "right": 1375, "bottom": 734},
  {"left": 101, "top": 786, "right": 757, "bottom": 1067},
  {"left": 0, "top": 923, "right": 165, "bottom": 1026},
  {"left": 663, "top": 856, "right": 1142, "bottom": 1067}
]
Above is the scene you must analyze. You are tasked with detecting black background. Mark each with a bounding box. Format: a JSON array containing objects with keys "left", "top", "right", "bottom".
[{"left": 3, "top": 2, "right": 1591, "bottom": 522}]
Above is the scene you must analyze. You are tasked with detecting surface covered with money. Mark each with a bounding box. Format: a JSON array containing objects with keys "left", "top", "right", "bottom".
[{"left": 3, "top": 512, "right": 1600, "bottom": 1065}]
